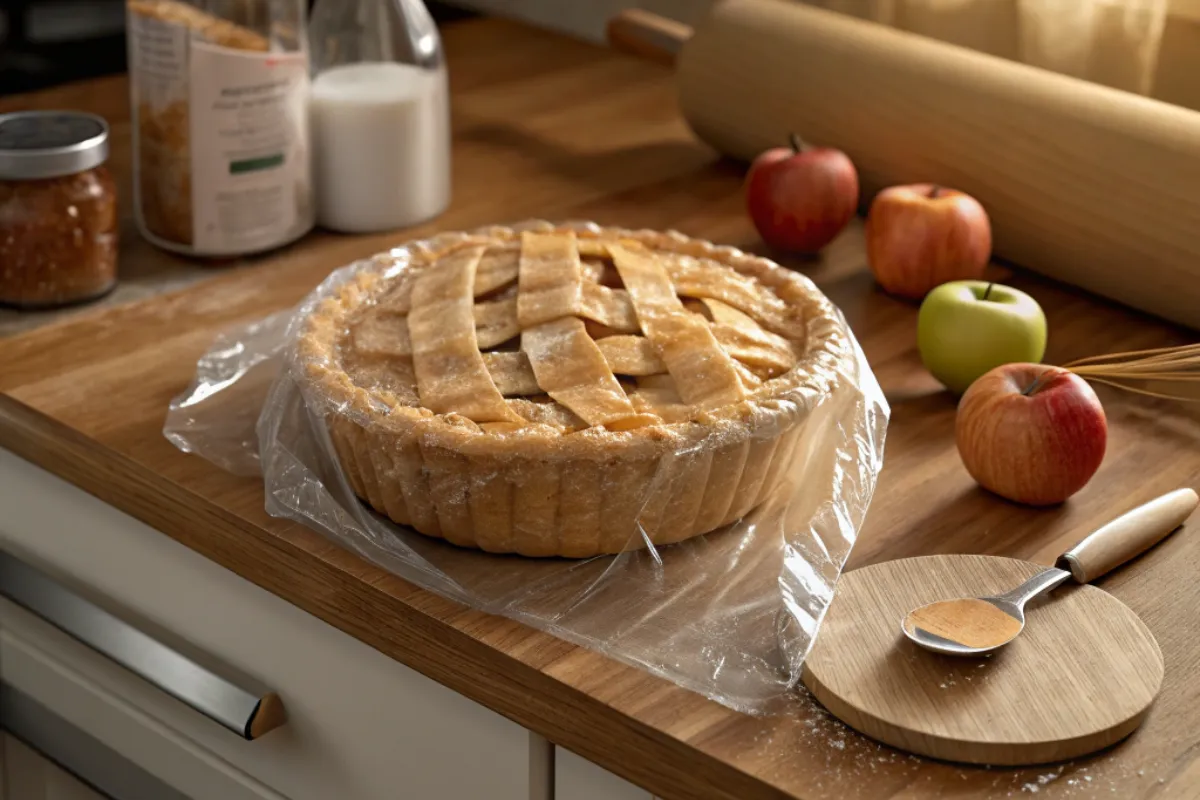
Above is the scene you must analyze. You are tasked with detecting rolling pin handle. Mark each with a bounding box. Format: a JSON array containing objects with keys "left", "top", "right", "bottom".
[{"left": 605, "top": 9, "right": 692, "bottom": 67}]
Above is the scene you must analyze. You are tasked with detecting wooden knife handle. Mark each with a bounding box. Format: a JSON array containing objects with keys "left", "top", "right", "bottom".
[
  {"left": 606, "top": 9, "right": 692, "bottom": 67},
  {"left": 1057, "top": 489, "right": 1199, "bottom": 583}
]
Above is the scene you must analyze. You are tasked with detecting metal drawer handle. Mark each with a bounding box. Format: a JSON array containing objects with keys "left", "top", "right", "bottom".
[{"left": 0, "top": 551, "right": 285, "bottom": 740}]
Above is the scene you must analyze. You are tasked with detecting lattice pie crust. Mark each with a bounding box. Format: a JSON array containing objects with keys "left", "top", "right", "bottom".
[{"left": 298, "top": 224, "right": 849, "bottom": 557}]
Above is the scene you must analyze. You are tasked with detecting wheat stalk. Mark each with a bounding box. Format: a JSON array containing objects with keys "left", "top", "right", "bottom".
[{"left": 1062, "top": 344, "right": 1200, "bottom": 402}]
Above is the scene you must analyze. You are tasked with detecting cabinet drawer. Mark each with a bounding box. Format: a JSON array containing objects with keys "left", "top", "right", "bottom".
[
  {"left": 555, "top": 748, "right": 656, "bottom": 800},
  {"left": 0, "top": 601, "right": 282, "bottom": 800},
  {"left": 0, "top": 449, "right": 536, "bottom": 800}
]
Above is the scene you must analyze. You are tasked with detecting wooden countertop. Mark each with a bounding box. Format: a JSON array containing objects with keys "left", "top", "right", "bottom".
[{"left": 3, "top": 17, "right": 1200, "bottom": 800}]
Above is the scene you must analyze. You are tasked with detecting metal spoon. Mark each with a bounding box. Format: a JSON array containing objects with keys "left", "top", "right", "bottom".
[{"left": 902, "top": 488, "right": 1198, "bottom": 656}]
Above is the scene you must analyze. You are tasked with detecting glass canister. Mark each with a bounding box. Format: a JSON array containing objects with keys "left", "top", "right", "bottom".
[
  {"left": 308, "top": 0, "right": 451, "bottom": 233},
  {"left": 126, "top": 0, "right": 313, "bottom": 257},
  {"left": 0, "top": 111, "right": 118, "bottom": 309}
]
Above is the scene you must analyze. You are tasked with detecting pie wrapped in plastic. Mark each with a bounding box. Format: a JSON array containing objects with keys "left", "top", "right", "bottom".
[{"left": 297, "top": 223, "right": 850, "bottom": 557}]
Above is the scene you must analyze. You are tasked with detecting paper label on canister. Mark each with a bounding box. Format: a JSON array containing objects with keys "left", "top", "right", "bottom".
[
  {"left": 187, "top": 42, "right": 310, "bottom": 254},
  {"left": 128, "top": 9, "right": 188, "bottom": 108},
  {"left": 127, "top": 2, "right": 312, "bottom": 256}
]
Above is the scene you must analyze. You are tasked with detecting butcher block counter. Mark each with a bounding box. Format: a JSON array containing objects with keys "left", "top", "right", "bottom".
[{"left": 2, "top": 16, "right": 1200, "bottom": 800}]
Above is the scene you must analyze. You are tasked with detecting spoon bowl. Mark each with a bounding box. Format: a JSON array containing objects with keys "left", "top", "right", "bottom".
[{"left": 902, "top": 570, "right": 1069, "bottom": 656}]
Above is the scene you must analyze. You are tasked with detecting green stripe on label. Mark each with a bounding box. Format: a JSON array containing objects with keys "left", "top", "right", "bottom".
[{"left": 229, "top": 154, "right": 284, "bottom": 174}]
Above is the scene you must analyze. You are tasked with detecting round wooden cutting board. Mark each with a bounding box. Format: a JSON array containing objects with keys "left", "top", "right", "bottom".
[{"left": 801, "top": 555, "right": 1164, "bottom": 766}]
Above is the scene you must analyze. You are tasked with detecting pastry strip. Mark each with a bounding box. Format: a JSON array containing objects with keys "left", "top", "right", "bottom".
[
  {"left": 667, "top": 259, "right": 799, "bottom": 336},
  {"left": 596, "top": 335, "right": 666, "bottom": 376},
  {"left": 701, "top": 298, "right": 797, "bottom": 376},
  {"left": 507, "top": 398, "right": 586, "bottom": 428},
  {"left": 630, "top": 387, "right": 693, "bottom": 423},
  {"left": 517, "top": 231, "right": 583, "bottom": 327},
  {"left": 577, "top": 239, "right": 610, "bottom": 258},
  {"left": 611, "top": 244, "right": 745, "bottom": 409},
  {"left": 353, "top": 312, "right": 412, "bottom": 357},
  {"left": 731, "top": 360, "right": 765, "bottom": 390},
  {"left": 522, "top": 317, "right": 637, "bottom": 426},
  {"left": 376, "top": 271, "right": 418, "bottom": 314},
  {"left": 345, "top": 355, "right": 421, "bottom": 404},
  {"left": 482, "top": 352, "right": 542, "bottom": 396},
  {"left": 474, "top": 295, "right": 520, "bottom": 348},
  {"left": 408, "top": 245, "right": 519, "bottom": 422},
  {"left": 475, "top": 247, "right": 520, "bottom": 297},
  {"left": 579, "top": 282, "right": 640, "bottom": 332},
  {"left": 637, "top": 373, "right": 676, "bottom": 390},
  {"left": 580, "top": 258, "right": 606, "bottom": 284}
]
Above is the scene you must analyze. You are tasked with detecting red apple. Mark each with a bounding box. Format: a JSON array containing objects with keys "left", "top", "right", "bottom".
[
  {"left": 956, "top": 364, "right": 1107, "bottom": 506},
  {"left": 745, "top": 133, "right": 859, "bottom": 253},
  {"left": 865, "top": 184, "right": 992, "bottom": 300}
]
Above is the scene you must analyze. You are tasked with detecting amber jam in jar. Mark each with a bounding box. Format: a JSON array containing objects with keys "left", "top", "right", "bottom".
[{"left": 0, "top": 111, "right": 118, "bottom": 308}]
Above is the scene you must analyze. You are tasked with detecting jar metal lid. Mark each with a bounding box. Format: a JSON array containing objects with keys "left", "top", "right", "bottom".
[{"left": 0, "top": 111, "right": 110, "bottom": 180}]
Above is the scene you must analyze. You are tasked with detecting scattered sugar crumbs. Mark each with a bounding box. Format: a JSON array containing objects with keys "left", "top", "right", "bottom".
[
  {"left": 768, "top": 691, "right": 1168, "bottom": 798},
  {"left": 1017, "top": 766, "right": 1064, "bottom": 794},
  {"left": 751, "top": 692, "right": 925, "bottom": 793},
  {"left": 996, "top": 758, "right": 1169, "bottom": 796}
]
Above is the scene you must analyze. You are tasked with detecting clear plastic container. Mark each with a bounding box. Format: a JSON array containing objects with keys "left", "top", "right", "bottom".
[
  {"left": 308, "top": 0, "right": 451, "bottom": 233},
  {"left": 0, "top": 111, "right": 118, "bottom": 309},
  {"left": 126, "top": 0, "right": 314, "bottom": 257}
]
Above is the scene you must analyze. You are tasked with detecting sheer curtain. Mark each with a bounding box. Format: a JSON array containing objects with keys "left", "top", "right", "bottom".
[{"left": 807, "top": 0, "right": 1199, "bottom": 108}]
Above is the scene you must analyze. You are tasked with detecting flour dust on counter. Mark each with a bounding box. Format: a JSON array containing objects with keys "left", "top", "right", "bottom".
[{"left": 726, "top": 690, "right": 1162, "bottom": 799}]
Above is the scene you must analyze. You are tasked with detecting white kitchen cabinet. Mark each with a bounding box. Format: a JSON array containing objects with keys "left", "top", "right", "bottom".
[
  {"left": 0, "top": 603, "right": 281, "bottom": 800},
  {"left": 0, "top": 449, "right": 542, "bottom": 800},
  {"left": 2, "top": 734, "right": 107, "bottom": 800},
  {"left": 555, "top": 747, "right": 657, "bottom": 800}
]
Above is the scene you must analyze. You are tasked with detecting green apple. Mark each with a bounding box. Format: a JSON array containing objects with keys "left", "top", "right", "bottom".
[{"left": 917, "top": 281, "right": 1047, "bottom": 395}]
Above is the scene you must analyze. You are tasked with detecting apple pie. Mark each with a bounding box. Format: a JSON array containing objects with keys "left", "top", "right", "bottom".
[{"left": 297, "top": 223, "right": 849, "bottom": 557}]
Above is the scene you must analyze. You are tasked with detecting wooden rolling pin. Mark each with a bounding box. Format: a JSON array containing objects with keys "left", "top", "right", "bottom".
[{"left": 608, "top": 1, "right": 1200, "bottom": 329}]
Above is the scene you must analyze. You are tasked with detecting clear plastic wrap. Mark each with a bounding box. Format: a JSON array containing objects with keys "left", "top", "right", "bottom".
[{"left": 165, "top": 221, "right": 889, "bottom": 714}]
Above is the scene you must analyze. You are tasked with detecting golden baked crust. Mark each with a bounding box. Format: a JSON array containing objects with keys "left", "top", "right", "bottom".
[{"left": 297, "top": 223, "right": 849, "bottom": 557}]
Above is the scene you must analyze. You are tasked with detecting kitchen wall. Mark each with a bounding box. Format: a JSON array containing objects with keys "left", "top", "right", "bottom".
[
  {"left": 0, "top": 0, "right": 475, "bottom": 94},
  {"left": 7, "top": 0, "right": 1196, "bottom": 113},
  {"left": 446, "top": 0, "right": 713, "bottom": 41},
  {"left": 0, "top": 0, "right": 126, "bottom": 93},
  {"left": 1154, "top": 0, "right": 1200, "bottom": 110}
]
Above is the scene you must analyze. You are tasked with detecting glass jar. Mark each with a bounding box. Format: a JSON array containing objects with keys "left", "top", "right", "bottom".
[
  {"left": 126, "top": 0, "right": 313, "bottom": 257},
  {"left": 0, "top": 111, "right": 118, "bottom": 309},
  {"left": 308, "top": 0, "right": 450, "bottom": 233}
]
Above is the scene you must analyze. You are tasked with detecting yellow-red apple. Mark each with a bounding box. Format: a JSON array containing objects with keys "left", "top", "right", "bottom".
[
  {"left": 866, "top": 184, "right": 992, "bottom": 300},
  {"left": 956, "top": 364, "right": 1106, "bottom": 506},
  {"left": 745, "top": 134, "right": 858, "bottom": 253}
]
